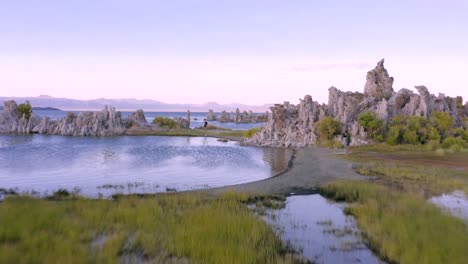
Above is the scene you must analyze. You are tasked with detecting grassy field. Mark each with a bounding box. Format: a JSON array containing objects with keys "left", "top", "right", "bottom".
[
  {"left": 321, "top": 143, "right": 468, "bottom": 264},
  {"left": 0, "top": 192, "right": 301, "bottom": 264}
]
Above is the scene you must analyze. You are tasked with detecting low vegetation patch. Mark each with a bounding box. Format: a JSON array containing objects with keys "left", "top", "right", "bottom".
[
  {"left": 0, "top": 193, "right": 301, "bottom": 263},
  {"left": 244, "top": 127, "right": 260, "bottom": 138},
  {"left": 353, "top": 111, "right": 468, "bottom": 151},
  {"left": 152, "top": 116, "right": 177, "bottom": 129},
  {"left": 321, "top": 181, "right": 468, "bottom": 264},
  {"left": 132, "top": 128, "right": 244, "bottom": 139},
  {"left": 327, "top": 142, "right": 468, "bottom": 263}
]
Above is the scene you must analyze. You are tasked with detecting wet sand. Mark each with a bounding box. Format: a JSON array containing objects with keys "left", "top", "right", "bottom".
[{"left": 209, "top": 147, "right": 365, "bottom": 196}]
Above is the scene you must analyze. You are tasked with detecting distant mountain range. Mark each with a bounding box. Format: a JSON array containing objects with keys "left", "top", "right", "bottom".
[{"left": 0, "top": 95, "right": 273, "bottom": 112}]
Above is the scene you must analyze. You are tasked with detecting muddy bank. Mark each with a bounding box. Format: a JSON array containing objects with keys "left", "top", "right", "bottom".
[{"left": 210, "top": 147, "right": 365, "bottom": 196}]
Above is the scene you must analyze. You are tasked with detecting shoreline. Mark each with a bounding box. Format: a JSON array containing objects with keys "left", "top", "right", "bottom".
[{"left": 206, "top": 147, "right": 365, "bottom": 196}]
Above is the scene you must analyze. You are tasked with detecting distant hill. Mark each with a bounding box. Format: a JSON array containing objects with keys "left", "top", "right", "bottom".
[
  {"left": 0, "top": 96, "right": 273, "bottom": 112},
  {"left": 32, "top": 107, "right": 62, "bottom": 111}
]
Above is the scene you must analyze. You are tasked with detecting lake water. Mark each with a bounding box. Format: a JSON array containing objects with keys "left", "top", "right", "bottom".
[
  {"left": 34, "top": 110, "right": 265, "bottom": 130},
  {"left": 0, "top": 134, "right": 291, "bottom": 198},
  {"left": 264, "top": 195, "right": 385, "bottom": 264}
]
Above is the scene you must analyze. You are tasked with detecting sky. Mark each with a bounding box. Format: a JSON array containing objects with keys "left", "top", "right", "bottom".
[{"left": 0, "top": 0, "right": 467, "bottom": 105}]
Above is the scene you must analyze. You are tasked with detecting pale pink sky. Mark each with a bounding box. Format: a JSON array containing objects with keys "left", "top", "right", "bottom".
[
  {"left": 1, "top": 55, "right": 467, "bottom": 105},
  {"left": 1, "top": 1, "right": 467, "bottom": 105}
]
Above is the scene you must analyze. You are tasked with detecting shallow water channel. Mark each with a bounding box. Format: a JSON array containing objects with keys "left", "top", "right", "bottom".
[
  {"left": 430, "top": 190, "right": 468, "bottom": 222},
  {"left": 264, "top": 194, "right": 386, "bottom": 264},
  {"left": 0, "top": 134, "right": 291, "bottom": 197}
]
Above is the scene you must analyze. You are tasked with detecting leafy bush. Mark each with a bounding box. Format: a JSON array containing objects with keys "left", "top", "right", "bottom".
[
  {"left": 243, "top": 127, "right": 260, "bottom": 138},
  {"left": 386, "top": 126, "right": 403, "bottom": 145},
  {"left": 317, "top": 117, "right": 342, "bottom": 141},
  {"left": 464, "top": 129, "right": 468, "bottom": 142},
  {"left": 390, "top": 115, "right": 405, "bottom": 126},
  {"left": 358, "top": 111, "right": 384, "bottom": 141},
  {"left": 153, "top": 116, "right": 177, "bottom": 129},
  {"left": 430, "top": 111, "right": 454, "bottom": 139},
  {"left": 323, "top": 139, "right": 344, "bottom": 149},
  {"left": 441, "top": 136, "right": 467, "bottom": 150},
  {"left": 406, "top": 116, "right": 428, "bottom": 131},
  {"left": 452, "top": 127, "right": 465, "bottom": 138},
  {"left": 403, "top": 130, "right": 419, "bottom": 145},
  {"left": 18, "top": 101, "right": 32, "bottom": 120},
  {"left": 387, "top": 114, "right": 444, "bottom": 145},
  {"left": 428, "top": 127, "right": 441, "bottom": 142},
  {"left": 462, "top": 118, "right": 468, "bottom": 129}
]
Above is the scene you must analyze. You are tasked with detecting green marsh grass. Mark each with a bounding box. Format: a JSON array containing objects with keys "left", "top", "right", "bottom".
[
  {"left": 243, "top": 127, "right": 260, "bottom": 138},
  {"left": 321, "top": 181, "right": 468, "bottom": 264},
  {"left": 0, "top": 193, "right": 300, "bottom": 264},
  {"left": 324, "top": 143, "right": 468, "bottom": 263},
  {"left": 129, "top": 128, "right": 244, "bottom": 140},
  {"left": 342, "top": 143, "right": 468, "bottom": 195}
]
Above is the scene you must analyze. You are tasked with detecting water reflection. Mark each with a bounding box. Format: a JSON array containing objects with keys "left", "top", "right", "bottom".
[
  {"left": 264, "top": 195, "right": 385, "bottom": 264},
  {"left": 0, "top": 134, "right": 291, "bottom": 197}
]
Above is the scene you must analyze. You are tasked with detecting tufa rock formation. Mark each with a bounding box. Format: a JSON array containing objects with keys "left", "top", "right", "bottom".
[
  {"left": 363, "top": 59, "right": 394, "bottom": 100},
  {"left": 175, "top": 110, "right": 191, "bottom": 129},
  {"left": 0, "top": 100, "right": 198, "bottom": 136},
  {"left": 243, "top": 59, "right": 466, "bottom": 147},
  {"left": 0, "top": 102, "right": 148, "bottom": 136},
  {"left": 207, "top": 109, "right": 216, "bottom": 121},
  {"left": 208, "top": 108, "right": 268, "bottom": 123}
]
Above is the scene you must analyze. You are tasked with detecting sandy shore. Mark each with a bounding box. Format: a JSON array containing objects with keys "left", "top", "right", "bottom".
[{"left": 209, "top": 147, "right": 365, "bottom": 196}]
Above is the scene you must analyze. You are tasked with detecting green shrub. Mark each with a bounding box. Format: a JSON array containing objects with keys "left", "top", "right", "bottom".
[
  {"left": 358, "top": 111, "right": 384, "bottom": 141},
  {"left": 406, "top": 116, "right": 428, "bottom": 131},
  {"left": 153, "top": 116, "right": 177, "bottom": 129},
  {"left": 428, "top": 127, "right": 441, "bottom": 142},
  {"left": 386, "top": 126, "right": 402, "bottom": 145},
  {"left": 462, "top": 118, "right": 468, "bottom": 129},
  {"left": 403, "top": 130, "right": 419, "bottom": 145},
  {"left": 18, "top": 101, "right": 32, "bottom": 120},
  {"left": 243, "top": 127, "right": 260, "bottom": 138},
  {"left": 442, "top": 136, "right": 467, "bottom": 150},
  {"left": 463, "top": 129, "right": 468, "bottom": 142},
  {"left": 425, "top": 140, "right": 441, "bottom": 151},
  {"left": 317, "top": 117, "right": 342, "bottom": 141},
  {"left": 430, "top": 111, "right": 454, "bottom": 139},
  {"left": 390, "top": 115, "right": 405, "bottom": 126},
  {"left": 452, "top": 127, "right": 465, "bottom": 138}
]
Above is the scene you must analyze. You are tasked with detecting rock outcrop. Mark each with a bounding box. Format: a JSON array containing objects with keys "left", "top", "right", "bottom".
[
  {"left": 243, "top": 59, "right": 466, "bottom": 147},
  {"left": 0, "top": 102, "right": 141, "bottom": 136},
  {"left": 128, "top": 109, "right": 147, "bottom": 124},
  {"left": 175, "top": 110, "right": 191, "bottom": 129},
  {"left": 207, "top": 109, "right": 216, "bottom": 121},
  {"left": 208, "top": 108, "right": 268, "bottom": 123},
  {"left": 363, "top": 59, "right": 394, "bottom": 100}
]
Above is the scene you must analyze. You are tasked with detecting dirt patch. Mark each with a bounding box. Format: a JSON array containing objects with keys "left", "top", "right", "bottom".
[{"left": 208, "top": 147, "right": 365, "bottom": 196}]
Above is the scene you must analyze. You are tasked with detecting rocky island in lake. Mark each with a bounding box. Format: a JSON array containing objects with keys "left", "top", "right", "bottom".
[{"left": 0, "top": 101, "right": 192, "bottom": 136}]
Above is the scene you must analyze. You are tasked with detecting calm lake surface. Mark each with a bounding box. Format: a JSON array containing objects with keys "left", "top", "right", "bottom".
[
  {"left": 0, "top": 134, "right": 291, "bottom": 197},
  {"left": 34, "top": 110, "right": 265, "bottom": 130}
]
